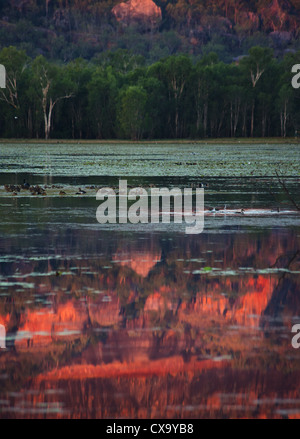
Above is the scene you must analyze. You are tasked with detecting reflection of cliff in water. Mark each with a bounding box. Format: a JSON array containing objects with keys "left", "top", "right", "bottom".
[
  {"left": 261, "top": 250, "right": 300, "bottom": 330},
  {"left": 30, "top": 369, "right": 300, "bottom": 419},
  {"left": 0, "top": 228, "right": 300, "bottom": 418},
  {"left": 2, "top": 361, "right": 300, "bottom": 419}
]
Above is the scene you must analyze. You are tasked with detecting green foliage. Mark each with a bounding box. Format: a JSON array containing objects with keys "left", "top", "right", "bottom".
[
  {"left": 87, "top": 66, "right": 118, "bottom": 139},
  {"left": 117, "top": 85, "right": 147, "bottom": 140},
  {"left": 0, "top": 47, "right": 299, "bottom": 139}
]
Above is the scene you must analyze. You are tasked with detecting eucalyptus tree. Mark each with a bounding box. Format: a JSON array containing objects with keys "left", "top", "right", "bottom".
[
  {"left": 149, "top": 55, "right": 192, "bottom": 138},
  {"left": 31, "top": 55, "right": 74, "bottom": 139},
  {"left": 141, "top": 75, "right": 168, "bottom": 139},
  {"left": 87, "top": 66, "right": 118, "bottom": 139},
  {"left": 117, "top": 85, "right": 147, "bottom": 140},
  {"left": 0, "top": 46, "right": 30, "bottom": 137},
  {"left": 277, "top": 51, "right": 300, "bottom": 137},
  {"left": 191, "top": 53, "right": 219, "bottom": 138},
  {"left": 0, "top": 47, "right": 29, "bottom": 112},
  {"left": 62, "top": 58, "right": 92, "bottom": 139},
  {"left": 239, "top": 46, "right": 273, "bottom": 137}
]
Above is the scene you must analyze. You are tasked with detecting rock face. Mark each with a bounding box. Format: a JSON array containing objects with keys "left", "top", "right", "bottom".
[
  {"left": 112, "top": 0, "right": 162, "bottom": 27},
  {"left": 113, "top": 249, "right": 161, "bottom": 277},
  {"left": 259, "top": 0, "right": 298, "bottom": 32}
]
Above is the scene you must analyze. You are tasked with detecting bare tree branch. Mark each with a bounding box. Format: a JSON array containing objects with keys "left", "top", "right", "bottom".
[{"left": 275, "top": 170, "right": 300, "bottom": 211}]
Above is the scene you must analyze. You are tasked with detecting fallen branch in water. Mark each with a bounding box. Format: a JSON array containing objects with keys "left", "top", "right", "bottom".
[
  {"left": 275, "top": 170, "right": 300, "bottom": 211},
  {"left": 267, "top": 171, "right": 300, "bottom": 211}
]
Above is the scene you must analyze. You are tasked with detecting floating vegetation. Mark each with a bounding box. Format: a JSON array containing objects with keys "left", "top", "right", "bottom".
[{"left": 0, "top": 142, "right": 300, "bottom": 177}]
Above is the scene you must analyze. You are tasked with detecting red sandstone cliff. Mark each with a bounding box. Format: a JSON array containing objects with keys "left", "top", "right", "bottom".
[{"left": 112, "top": 0, "right": 162, "bottom": 27}]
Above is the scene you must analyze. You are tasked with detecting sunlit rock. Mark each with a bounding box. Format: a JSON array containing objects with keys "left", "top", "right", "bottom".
[
  {"left": 112, "top": 249, "right": 161, "bottom": 277},
  {"left": 112, "top": 0, "right": 162, "bottom": 27}
]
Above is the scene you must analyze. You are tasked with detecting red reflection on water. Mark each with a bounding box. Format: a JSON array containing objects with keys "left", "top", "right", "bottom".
[{"left": 0, "top": 230, "right": 300, "bottom": 418}]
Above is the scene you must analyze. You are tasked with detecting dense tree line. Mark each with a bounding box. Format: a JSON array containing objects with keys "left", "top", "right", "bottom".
[{"left": 0, "top": 46, "right": 299, "bottom": 140}]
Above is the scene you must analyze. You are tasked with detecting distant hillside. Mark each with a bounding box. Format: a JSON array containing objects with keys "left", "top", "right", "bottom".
[{"left": 1, "top": 0, "right": 300, "bottom": 62}]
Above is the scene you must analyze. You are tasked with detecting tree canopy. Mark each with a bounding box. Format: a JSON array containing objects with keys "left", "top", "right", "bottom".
[
  {"left": 0, "top": 46, "right": 299, "bottom": 140},
  {"left": 0, "top": 0, "right": 300, "bottom": 63}
]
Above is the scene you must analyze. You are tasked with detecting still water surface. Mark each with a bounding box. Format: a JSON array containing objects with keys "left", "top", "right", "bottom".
[{"left": 0, "top": 143, "right": 300, "bottom": 419}]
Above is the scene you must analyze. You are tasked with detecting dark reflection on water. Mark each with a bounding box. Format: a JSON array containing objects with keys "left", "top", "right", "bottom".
[{"left": 0, "top": 177, "right": 300, "bottom": 419}]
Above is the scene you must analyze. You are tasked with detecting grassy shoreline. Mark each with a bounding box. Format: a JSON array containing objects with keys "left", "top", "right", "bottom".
[{"left": 0, "top": 137, "right": 299, "bottom": 145}]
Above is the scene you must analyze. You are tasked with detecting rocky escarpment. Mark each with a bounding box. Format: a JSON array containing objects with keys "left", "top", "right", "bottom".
[{"left": 112, "top": 0, "right": 162, "bottom": 27}]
